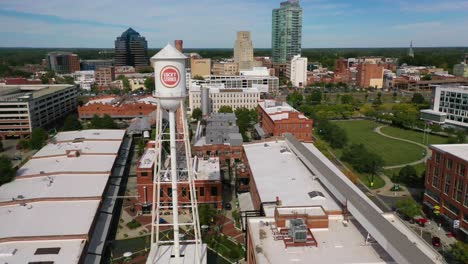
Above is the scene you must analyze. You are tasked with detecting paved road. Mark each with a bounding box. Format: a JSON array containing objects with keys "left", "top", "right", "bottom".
[{"left": 374, "top": 126, "right": 431, "bottom": 170}]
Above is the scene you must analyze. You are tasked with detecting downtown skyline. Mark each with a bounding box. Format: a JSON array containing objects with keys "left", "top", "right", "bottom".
[{"left": 0, "top": 0, "right": 467, "bottom": 48}]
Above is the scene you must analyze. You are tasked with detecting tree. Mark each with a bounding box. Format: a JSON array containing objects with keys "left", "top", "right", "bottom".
[
  {"left": 101, "top": 114, "right": 118, "bottom": 129},
  {"left": 235, "top": 107, "right": 257, "bottom": 142},
  {"left": 29, "top": 128, "right": 47, "bottom": 149},
  {"left": 305, "top": 90, "right": 322, "bottom": 105},
  {"left": 398, "top": 165, "right": 423, "bottom": 187},
  {"left": 448, "top": 241, "right": 468, "bottom": 264},
  {"left": 117, "top": 75, "right": 130, "bottom": 90},
  {"left": 286, "top": 91, "right": 303, "bottom": 108},
  {"left": 18, "top": 139, "right": 29, "bottom": 150},
  {"left": 411, "top": 93, "right": 425, "bottom": 104},
  {"left": 455, "top": 131, "right": 466, "bottom": 143},
  {"left": 342, "top": 144, "right": 384, "bottom": 174},
  {"left": 316, "top": 120, "right": 348, "bottom": 148},
  {"left": 340, "top": 94, "right": 354, "bottom": 105},
  {"left": 144, "top": 77, "right": 155, "bottom": 92},
  {"left": 218, "top": 106, "right": 233, "bottom": 113},
  {"left": 421, "top": 74, "right": 432, "bottom": 81},
  {"left": 62, "top": 114, "right": 82, "bottom": 131},
  {"left": 90, "top": 114, "right": 102, "bottom": 129},
  {"left": 0, "top": 140, "right": 3, "bottom": 152},
  {"left": 192, "top": 75, "right": 205, "bottom": 80},
  {"left": 395, "top": 198, "right": 421, "bottom": 218},
  {"left": 192, "top": 108, "right": 202, "bottom": 121},
  {"left": 392, "top": 104, "right": 419, "bottom": 128},
  {"left": 0, "top": 156, "right": 15, "bottom": 185}
]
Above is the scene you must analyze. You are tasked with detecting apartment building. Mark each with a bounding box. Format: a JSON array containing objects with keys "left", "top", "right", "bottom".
[
  {"left": 136, "top": 141, "right": 223, "bottom": 212},
  {"left": 94, "top": 67, "right": 116, "bottom": 87},
  {"left": 257, "top": 99, "right": 313, "bottom": 142},
  {"left": 189, "top": 84, "right": 260, "bottom": 114},
  {"left": 191, "top": 58, "right": 211, "bottom": 77},
  {"left": 423, "top": 144, "right": 468, "bottom": 242},
  {"left": 46, "top": 52, "right": 80, "bottom": 73},
  {"left": 191, "top": 75, "right": 279, "bottom": 94},
  {"left": 212, "top": 62, "right": 239, "bottom": 76},
  {"left": 287, "top": 55, "right": 308, "bottom": 87},
  {"left": 0, "top": 84, "right": 77, "bottom": 139}
]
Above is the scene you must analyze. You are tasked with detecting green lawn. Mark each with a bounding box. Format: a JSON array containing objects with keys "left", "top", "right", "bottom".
[
  {"left": 380, "top": 126, "right": 448, "bottom": 146},
  {"left": 334, "top": 120, "right": 426, "bottom": 166}
]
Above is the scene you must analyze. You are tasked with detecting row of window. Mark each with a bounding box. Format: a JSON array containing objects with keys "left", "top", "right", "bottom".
[
  {"left": 277, "top": 123, "right": 310, "bottom": 129},
  {"left": 159, "top": 186, "right": 219, "bottom": 198},
  {"left": 435, "top": 153, "right": 466, "bottom": 176}
]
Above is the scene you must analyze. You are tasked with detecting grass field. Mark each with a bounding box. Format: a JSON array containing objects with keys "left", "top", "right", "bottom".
[
  {"left": 334, "top": 120, "right": 426, "bottom": 166},
  {"left": 380, "top": 126, "right": 448, "bottom": 146}
]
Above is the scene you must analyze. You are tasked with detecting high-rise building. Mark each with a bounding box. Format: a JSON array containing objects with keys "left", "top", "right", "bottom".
[
  {"left": 453, "top": 63, "right": 468, "bottom": 77},
  {"left": 272, "top": 0, "right": 302, "bottom": 63},
  {"left": 46, "top": 52, "right": 80, "bottom": 73},
  {"left": 80, "top": 59, "right": 114, "bottom": 70},
  {"left": 114, "top": 28, "right": 149, "bottom": 67},
  {"left": 94, "top": 67, "right": 115, "bottom": 87},
  {"left": 287, "top": 55, "right": 307, "bottom": 87},
  {"left": 234, "top": 31, "right": 254, "bottom": 70}
]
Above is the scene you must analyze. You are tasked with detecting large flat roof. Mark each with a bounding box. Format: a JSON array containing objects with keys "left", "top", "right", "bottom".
[
  {"left": 0, "top": 239, "right": 86, "bottom": 264},
  {"left": 431, "top": 144, "right": 468, "bottom": 162},
  {"left": 16, "top": 155, "right": 117, "bottom": 177},
  {"left": 0, "top": 174, "right": 109, "bottom": 203},
  {"left": 195, "top": 157, "right": 221, "bottom": 181},
  {"left": 52, "top": 129, "right": 126, "bottom": 142},
  {"left": 248, "top": 216, "right": 393, "bottom": 264},
  {"left": 147, "top": 244, "right": 207, "bottom": 264},
  {"left": 0, "top": 200, "right": 100, "bottom": 239},
  {"left": 35, "top": 140, "right": 122, "bottom": 157},
  {"left": 243, "top": 141, "right": 341, "bottom": 216}
]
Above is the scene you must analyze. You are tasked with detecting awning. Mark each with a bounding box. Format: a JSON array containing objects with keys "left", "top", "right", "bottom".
[
  {"left": 254, "top": 123, "right": 265, "bottom": 137},
  {"left": 423, "top": 201, "right": 434, "bottom": 210}
]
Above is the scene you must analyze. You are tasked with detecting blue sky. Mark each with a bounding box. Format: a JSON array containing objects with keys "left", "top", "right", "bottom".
[{"left": 0, "top": 0, "right": 467, "bottom": 48}]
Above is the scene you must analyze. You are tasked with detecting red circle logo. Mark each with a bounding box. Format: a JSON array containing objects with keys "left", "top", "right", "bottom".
[{"left": 160, "top": 66, "right": 180, "bottom": 88}]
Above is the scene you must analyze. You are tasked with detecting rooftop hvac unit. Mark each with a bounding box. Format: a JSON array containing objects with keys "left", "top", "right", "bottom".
[{"left": 288, "top": 219, "right": 307, "bottom": 243}]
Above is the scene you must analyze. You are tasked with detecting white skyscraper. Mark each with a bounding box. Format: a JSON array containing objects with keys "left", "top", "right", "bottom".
[{"left": 287, "top": 55, "right": 308, "bottom": 88}]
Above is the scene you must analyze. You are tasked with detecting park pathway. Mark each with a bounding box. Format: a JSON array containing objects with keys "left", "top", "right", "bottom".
[{"left": 374, "top": 125, "right": 431, "bottom": 170}]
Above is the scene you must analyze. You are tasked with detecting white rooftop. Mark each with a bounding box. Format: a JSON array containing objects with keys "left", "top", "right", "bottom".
[
  {"left": 147, "top": 244, "right": 207, "bottom": 264},
  {"left": 137, "top": 96, "right": 158, "bottom": 105},
  {"left": 151, "top": 43, "right": 187, "bottom": 61},
  {"left": 243, "top": 141, "right": 341, "bottom": 216},
  {"left": 431, "top": 144, "right": 468, "bottom": 162},
  {"left": 53, "top": 129, "right": 126, "bottom": 142},
  {"left": 85, "top": 96, "right": 118, "bottom": 106},
  {"left": 0, "top": 174, "right": 109, "bottom": 202},
  {"left": 16, "top": 155, "right": 117, "bottom": 177},
  {"left": 248, "top": 216, "right": 393, "bottom": 264},
  {"left": 194, "top": 157, "right": 221, "bottom": 181},
  {"left": 35, "top": 140, "right": 122, "bottom": 157},
  {"left": 0, "top": 200, "right": 100, "bottom": 239},
  {"left": 0, "top": 239, "right": 86, "bottom": 264},
  {"left": 139, "top": 147, "right": 156, "bottom": 169}
]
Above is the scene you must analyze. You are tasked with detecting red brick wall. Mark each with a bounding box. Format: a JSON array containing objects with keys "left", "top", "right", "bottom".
[
  {"left": 258, "top": 104, "right": 314, "bottom": 142},
  {"left": 356, "top": 63, "right": 384, "bottom": 88},
  {"left": 424, "top": 146, "right": 468, "bottom": 231},
  {"left": 78, "top": 102, "right": 156, "bottom": 119}
]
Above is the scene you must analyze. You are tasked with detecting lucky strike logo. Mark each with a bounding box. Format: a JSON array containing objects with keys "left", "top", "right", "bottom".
[{"left": 160, "top": 66, "right": 180, "bottom": 88}]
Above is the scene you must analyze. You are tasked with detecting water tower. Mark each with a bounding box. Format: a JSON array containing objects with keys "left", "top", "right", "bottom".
[{"left": 147, "top": 44, "right": 206, "bottom": 264}]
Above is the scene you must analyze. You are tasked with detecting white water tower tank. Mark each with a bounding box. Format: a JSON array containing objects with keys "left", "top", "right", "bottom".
[{"left": 151, "top": 44, "right": 187, "bottom": 111}]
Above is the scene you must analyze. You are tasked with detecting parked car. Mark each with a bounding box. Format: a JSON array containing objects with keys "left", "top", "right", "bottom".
[
  {"left": 224, "top": 203, "right": 232, "bottom": 211},
  {"left": 432, "top": 236, "right": 441, "bottom": 247}
]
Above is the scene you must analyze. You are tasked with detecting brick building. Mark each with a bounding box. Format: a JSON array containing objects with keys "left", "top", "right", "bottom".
[
  {"left": 356, "top": 62, "right": 384, "bottom": 88},
  {"left": 94, "top": 67, "right": 116, "bottom": 88},
  {"left": 136, "top": 141, "right": 223, "bottom": 213},
  {"left": 257, "top": 100, "right": 313, "bottom": 142},
  {"left": 78, "top": 95, "right": 157, "bottom": 120},
  {"left": 423, "top": 144, "right": 468, "bottom": 242}
]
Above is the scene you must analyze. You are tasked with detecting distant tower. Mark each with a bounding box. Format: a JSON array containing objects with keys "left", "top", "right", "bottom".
[
  {"left": 234, "top": 31, "right": 254, "bottom": 70},
  {"left": 408, "top": 41, "right": 414, "bottom": 58},
  {"left": 114, "top": 27, "right": 149, "bottom": 67},
  {"left": 147, "top": 44, "right": 206, "bottom": 264},
  {"left": 175, "top": 40, "right": 184, "bottom": 53}
]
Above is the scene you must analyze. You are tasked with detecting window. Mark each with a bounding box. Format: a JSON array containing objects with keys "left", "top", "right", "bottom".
[
  {"left": 199, "top": 187, "right": 205, "bottom": 197},
  {"left": 211, "top": 186, "right": 218, "bottom": 196},
  {"left": 34, "top": 247, "right": 61, "bottom": 255},
  {"left": 444, "top": 202, "right": 460, "bottom": 215},
  {"left": 456, "top": 179, "right": 463, "bottom": 202},
  {"left": 435, "top": 153, "right": 441, "bottom": 164},
  {"left": 168, "top": 188, "right": 172, "bottom": 198},
  {"left": 182, "top": 187, "right": 187, "bottom": 197},
  {"left": 458, "top": 164, "right": 466, "bottom": 176},
  {"left": 141, "top": 172, "right": 148, "bottom": 177},
  {"left": 444, "top": 174, "right": 451, "bottom": 194},
  {"left": 425, "top": 189, "right": 440, "bottom": 202},
  {"left": 432, "top": 167, "right": 439, "bottom": 189},
  {"left": 464, "top": 184, "right": 468, "bottom": 207},
  {"left": 447, "top": 159, "right": 453, "bottom": 170}
]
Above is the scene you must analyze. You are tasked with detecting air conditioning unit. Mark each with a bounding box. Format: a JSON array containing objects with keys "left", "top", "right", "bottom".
[{"left": 288, "top": 218, "right": 307, "bottom": 243}]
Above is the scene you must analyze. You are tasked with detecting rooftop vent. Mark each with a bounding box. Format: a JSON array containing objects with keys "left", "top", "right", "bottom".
[
  {"left": 288, "top": 219, "right": 307, "bottom": 243},
  {"left": 264, "top": 143, "right": 269, "bottom": 147},
  {"left": 308, "top": 191, "right": 325, "bottom": 199}
]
